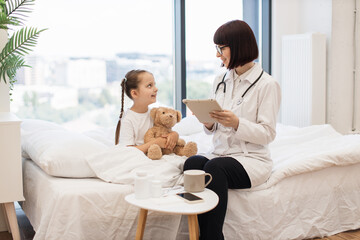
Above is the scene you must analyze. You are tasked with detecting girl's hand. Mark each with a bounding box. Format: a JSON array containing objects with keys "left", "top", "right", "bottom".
[
  {"left": 209, "top": 110, "right": 239, "bottom": 130},
  {"left": 163, "top": 131, "right": 179, "bottom": 150},
  {"left": 155, "top": 137, "right": 167, "bottom": 148}
]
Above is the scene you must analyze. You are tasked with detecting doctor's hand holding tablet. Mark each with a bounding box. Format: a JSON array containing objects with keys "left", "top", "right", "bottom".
[
  {"left": 208, "top": 109, "right": 239, "bottom": 130},
  {"left": 182, "top": 98, "right": 240, "bottom": 130}
]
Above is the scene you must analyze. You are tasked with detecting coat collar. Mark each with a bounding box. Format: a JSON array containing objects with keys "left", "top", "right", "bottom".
[
  {"left": 222, "top": 62, "right": 263, "bottom": 83},
  {"left": 241, "top": 62, "right": 263, "bottom": 84}
]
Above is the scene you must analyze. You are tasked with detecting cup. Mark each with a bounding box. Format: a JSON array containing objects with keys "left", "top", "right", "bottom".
[
  {"left": 150, "top": 180, "right": 163, "bottom": 198},
  {"left": 183, "top": 170, "right": 212, "bottom": 193}
]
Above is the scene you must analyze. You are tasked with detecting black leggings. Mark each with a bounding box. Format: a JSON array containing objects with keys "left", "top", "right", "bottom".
[{"left": 183, "top": 155, "right": 251, "bottom": 240}]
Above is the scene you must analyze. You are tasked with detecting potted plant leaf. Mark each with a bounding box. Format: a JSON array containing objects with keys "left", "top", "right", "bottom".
[{"left": 0, "top": 0, "right": 46, "bottom": 93}]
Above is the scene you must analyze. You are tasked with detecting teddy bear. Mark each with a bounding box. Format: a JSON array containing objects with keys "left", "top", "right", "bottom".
[{"left": 144, "top": 107, "right": 198, "bottom": 160}]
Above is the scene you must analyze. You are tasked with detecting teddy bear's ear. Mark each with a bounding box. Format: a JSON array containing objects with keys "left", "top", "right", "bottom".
[
  {"left": 150, "top": 108, "right": 158, "bottom": 119},
  {"left": 176, "top": 110, "right": 182, "bottom": 122}
]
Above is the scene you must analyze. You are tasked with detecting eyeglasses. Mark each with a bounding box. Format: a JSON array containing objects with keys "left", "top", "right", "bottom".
[{"left": 215, "top": 45, "right": 228, "bottom": 55}]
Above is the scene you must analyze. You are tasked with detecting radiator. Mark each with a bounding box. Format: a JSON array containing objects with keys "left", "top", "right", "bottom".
[{"left": 281, "top": 33, "right": 327, "bottom": 127}]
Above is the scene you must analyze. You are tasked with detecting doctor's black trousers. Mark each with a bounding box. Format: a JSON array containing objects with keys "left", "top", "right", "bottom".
[{"left": 183, "top": 155, "right": 251, "bottom": 240}]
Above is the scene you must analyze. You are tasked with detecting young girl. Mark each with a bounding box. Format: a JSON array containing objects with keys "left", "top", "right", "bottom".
[{"left": 115, "top": 69, "right": 178, "bottom": 154}]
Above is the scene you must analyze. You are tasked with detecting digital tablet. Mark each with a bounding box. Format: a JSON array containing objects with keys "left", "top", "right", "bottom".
[{"left": 182, "top": 99, "right": 223, "bottom": 123}]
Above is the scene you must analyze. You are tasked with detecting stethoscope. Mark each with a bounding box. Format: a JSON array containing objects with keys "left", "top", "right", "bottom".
[{"left": 215, "top": 70, "right": 264, "bottom": 105}]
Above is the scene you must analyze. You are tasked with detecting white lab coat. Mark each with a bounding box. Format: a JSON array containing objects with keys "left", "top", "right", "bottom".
[{"left": 204, "top": 63, "right": 281, "bottom": 187}]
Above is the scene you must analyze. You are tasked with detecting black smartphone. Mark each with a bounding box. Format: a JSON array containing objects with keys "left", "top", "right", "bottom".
[{"left": 176, "top": 192, "right": 204, "bottom": 204}]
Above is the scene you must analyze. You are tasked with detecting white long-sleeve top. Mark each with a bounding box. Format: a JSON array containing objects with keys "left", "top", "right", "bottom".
[
  {"left": 118, "top": 109, "right": 153, "bottom": 147},
  {"left": 204, "top": 63, "right": 281, "bottom": 187}
]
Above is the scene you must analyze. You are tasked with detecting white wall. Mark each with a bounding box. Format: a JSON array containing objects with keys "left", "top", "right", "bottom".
[
  {"left": 356, "top": 0, "right": 360, "bottom": 132},
  {"left": 329, "top": 0, "right": 359, "bottom": 133},
  {"left": 0, "top": 30, "right": 10, "bottom": 112},
  {"left": 272, "top": 0, "right": 360, "bottom": 134}
]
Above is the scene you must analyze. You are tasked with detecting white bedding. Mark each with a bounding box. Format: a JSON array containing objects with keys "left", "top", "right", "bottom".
[
  {"left": 20, "top": 117, "right": 360, "bottom": 240},
  {"left": 86, "top": 146, "right": 186, "bottom": 187},
  {"left": 225, "top": 163, "right": 360, "bottom": 239},
  {"left": 256, "top": 124, "right": 360, "bottom": 190},
  {"left": 85, "top": 123, "right": 360, "bottom": 190},
  {"left": 22, "top": 159, "right": 183, "bottom": 240}
]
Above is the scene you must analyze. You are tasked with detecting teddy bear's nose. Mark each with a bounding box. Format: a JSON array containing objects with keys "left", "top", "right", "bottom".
[{"left": 170, "top": 115, "right": 173, "bottom": 118}]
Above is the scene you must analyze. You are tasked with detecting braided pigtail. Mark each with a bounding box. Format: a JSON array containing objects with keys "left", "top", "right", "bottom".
[
  {"left": 114, "top": 69, "right": 149, "bottom": 145},
  {"left": 115, "top": 78, "right": 126, "bottom": 145}
]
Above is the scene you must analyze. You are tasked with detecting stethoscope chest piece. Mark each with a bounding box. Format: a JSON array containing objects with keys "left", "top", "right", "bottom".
[{"left": 237, "top": 97, "right": 243, "bottom": 105}]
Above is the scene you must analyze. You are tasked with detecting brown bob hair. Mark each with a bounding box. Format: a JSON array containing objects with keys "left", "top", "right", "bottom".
[{"left": 213, "top": 20, "right": 258, "bottom": 69}]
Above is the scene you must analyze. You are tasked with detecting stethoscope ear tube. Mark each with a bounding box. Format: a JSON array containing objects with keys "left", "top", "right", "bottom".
[
  {"left": 214, "top": 70, "right": 264, "bottom": 100},
  {"left": 215, "top": 72, "right": 227, "bottom": 94}
]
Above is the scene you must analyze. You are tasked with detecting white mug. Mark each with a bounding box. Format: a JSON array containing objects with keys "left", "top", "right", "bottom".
[{"left": 183, "top": 170, "right": 212, "bottom": 193}]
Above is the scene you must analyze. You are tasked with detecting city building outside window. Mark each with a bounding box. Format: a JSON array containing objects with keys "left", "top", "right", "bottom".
[
  {"left": 11, "top": 0, "right": 267, "bottom": 132},
  {"left": 12, "top": 0, "right": 173, "bottom": 131},
  {"left": 185, "top": 0, "right": 243, "bottom": 102}
]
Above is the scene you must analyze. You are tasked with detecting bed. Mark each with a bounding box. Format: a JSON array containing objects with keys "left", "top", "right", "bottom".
[{"left": 20, "top": 116, "right": 360, "bottom": 240}]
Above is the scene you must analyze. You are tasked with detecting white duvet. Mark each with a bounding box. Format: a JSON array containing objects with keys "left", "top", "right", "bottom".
[
  {"left": 21, "top": 117, "right": 360, "bottom": 191},
  {"left": 255, "top": 124, "right": 360, "bottom": 190},
  {"left": 86, "top": 146, "right": 186, "bottom": 187},
  {"left": 85, "top": 123, "right": 360, "bottom": 191}
]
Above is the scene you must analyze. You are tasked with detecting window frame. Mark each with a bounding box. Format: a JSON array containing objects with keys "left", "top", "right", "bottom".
[
  {"left": 173, "top": 0, "right": 271, "bottom": 116},
  {"left": 173, "top": 0, "right": 187, "bottom": 116}
]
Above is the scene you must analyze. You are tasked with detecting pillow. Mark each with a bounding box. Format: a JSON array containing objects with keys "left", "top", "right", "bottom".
[
  {"left": 173, "top": 115, "right": 204, "bottom": 136},
  {"left": 21, "top": 118, "right": 64, "bottom": 132},
  {"left": 21, "top": 120, "right": 108, "bottom": 178},
  {"left": 21, "top": 119, "right": 64, "bottom": 159},
  {"left": 83, "top": 127, "right": 115, "bottom": 147}
]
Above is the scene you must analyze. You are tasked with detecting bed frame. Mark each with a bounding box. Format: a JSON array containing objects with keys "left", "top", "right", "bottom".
[{"left": 22, "top": 159, "right": 360, "bottom": 240}]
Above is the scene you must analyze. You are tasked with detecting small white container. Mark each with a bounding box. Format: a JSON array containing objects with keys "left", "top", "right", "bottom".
[
  {"left": 150, "top": 180, "right": 163, "bottom": 198},
  {"left": 135, "top": 171, "right": 150, "bottom": 199}
]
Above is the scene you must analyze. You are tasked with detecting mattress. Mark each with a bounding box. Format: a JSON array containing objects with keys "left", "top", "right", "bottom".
[
  {"left": 224, "top": 163, "right": 360, "bottom": 239},
  {"left": 20, "top": 118, "right": 360, "bottom": 240},
  {"left": 22, "top": 160, "right": 360, "bottom": 240},
  {"left": 22, "top": 159, "right": 183, "bottom": 240}
]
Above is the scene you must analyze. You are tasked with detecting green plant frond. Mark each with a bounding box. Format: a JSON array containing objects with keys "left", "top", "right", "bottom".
[
  {"left": 0, "top": 26, "right": 46, "bottom": 62},
  {"left": 0, "top": 11, "right": 11, "bottom": 29},
  {"left": 8, "top": 13, "right": 25, "bottom": 25},
  {"left": 0, "top": 11, "right": 19, "bottom": 29},
  {"left": 5, "top": 0, "right": 34, "bottom": 25},
  {"left": 0, "top": 0, "right": 45, "bottom": 87},
  {"left": 5, "top": 0, "right": 34, "bottom": 16},
  {"left": 0, "top": 54, "right": 27, "bottom": 83},
  {"left": 0, "top": 0, "right": 5, "bottom": 13},
  {"left": 0, "top": 3, "right": 4, "bottom": 9}
]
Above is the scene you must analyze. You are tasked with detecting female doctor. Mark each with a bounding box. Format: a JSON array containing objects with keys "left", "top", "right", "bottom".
[{"left": 183, "top": 20, "right": 281, "bottom": 240}]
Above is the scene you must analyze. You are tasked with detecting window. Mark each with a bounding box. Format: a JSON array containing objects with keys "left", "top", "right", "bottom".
[
  {"left": 185, "top": 0, "right": 244, "bottom": 102},
  {"left": 12, "top": 0, "right": 269, "bottom": 129},
  {"left": 182, "top": 0, "right": 271, "bottom": 116},
  {"left": 12, "top": 0, "right": 173, "bottom": 131}
]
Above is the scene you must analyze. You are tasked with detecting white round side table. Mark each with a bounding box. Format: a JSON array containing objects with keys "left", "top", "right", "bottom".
[{"left": 125, "top": 188, "right": 219, "bottom": 240}]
